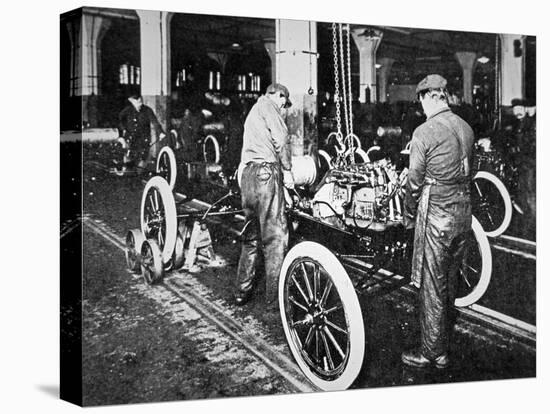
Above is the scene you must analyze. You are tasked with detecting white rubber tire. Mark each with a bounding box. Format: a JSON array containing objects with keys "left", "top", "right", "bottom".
[
  {"left": 472, "top": 170, "right": 513, "bottom": 238},
  {"left": 203, "top": 134, "right": 220, "bottom": 164},
  {"left": 156, "top": 146, "right": 177, "bottom": 190},
  {"left": 454, "top": 216, "right": 493, "bottom": 307},
  {"left": 140, "top": 176, "right": 177, "bottom": 264},
  {"left": 279, "top": 241, "right": 365, "bottom": 391}
]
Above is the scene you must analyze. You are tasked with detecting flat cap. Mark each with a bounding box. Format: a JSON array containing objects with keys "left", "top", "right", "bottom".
[
  {"left": 266, "top": 83, "right": 292, "bottom": 108},
  {"left": 511, "top": 98, "right": 527, "bottom": 107},
  {"left": 416, "top": 74, "right": 447, "bottom": 94}
]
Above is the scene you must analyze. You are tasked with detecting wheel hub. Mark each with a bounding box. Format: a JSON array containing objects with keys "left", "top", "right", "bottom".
[{"left": 310, "top": 303, "right": 326, "bottom": 327}]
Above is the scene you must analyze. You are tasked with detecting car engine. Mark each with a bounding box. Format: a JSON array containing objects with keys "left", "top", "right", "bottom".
[{"left": 293, "top": 158, "right": 408, "bottom": 232}]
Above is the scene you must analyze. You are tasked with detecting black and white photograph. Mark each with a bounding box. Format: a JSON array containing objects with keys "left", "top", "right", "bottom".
[{"left": 5, "top": 0, "right": 547, "bottom": 413}]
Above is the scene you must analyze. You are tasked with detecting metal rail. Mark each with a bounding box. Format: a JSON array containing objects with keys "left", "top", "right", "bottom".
[{"left": 83, "top": 216, "right": 318, "bottom": 393}]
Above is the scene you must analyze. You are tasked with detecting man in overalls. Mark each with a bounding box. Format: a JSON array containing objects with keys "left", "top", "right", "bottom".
[
  {"left": 118, "top": 94, "right": 165, "bottom": 173},
  {"left": 402, "top": 74, "right": 474, "bottom": 368},
  {"left": 234, "top": 83, "right": 294, "bottom": 310}
]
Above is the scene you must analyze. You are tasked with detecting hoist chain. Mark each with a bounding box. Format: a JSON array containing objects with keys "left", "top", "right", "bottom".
[
  {"left": 338, "top": 24, "right": 349, "bottom": 139},
  {"left": 331, "top": 23, "right": 343, "bottom": 144},
  {"left": 346, "top": 24, "right": 354, "bottom": 146}
]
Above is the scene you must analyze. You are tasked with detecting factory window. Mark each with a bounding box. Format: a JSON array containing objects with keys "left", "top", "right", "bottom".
[
  {"left": 237, "top": 75, "right": 247, "bottom": 91},
  {"left": 119, "top": 64, "right": 141, "bottom": 85},
  {"left": 176, "top": 69, "right": 186, "bottom": 87},
  {"left": 251, "top": 75, "right": 261, "bottom": 92},
  {"left": 209, "top": 71, "right": 221, "bottom": 91}
]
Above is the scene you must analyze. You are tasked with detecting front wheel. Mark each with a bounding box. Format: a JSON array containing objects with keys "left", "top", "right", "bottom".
[{"left": 279, "top": 241, "right": 365, "bottom": 391}]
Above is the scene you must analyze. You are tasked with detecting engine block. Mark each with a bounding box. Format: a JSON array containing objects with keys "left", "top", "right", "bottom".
[{"left": 306, "top": 158, "right": 405, "bottom": 230}]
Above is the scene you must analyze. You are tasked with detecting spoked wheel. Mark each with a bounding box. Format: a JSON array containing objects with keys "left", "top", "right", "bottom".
[
  {"left": 125, "top": 229, "right": 145, "bottom": 273},
  {"left": 203, "top": 134, "right": 220, "bottom": 164},
  {"left": 172, "top": 230, "right": 186, "bottom": 270},
  {"left": 279, "top": 241, "right": 365, "bottom": 391},
  {"left": 156, "top": 146, "right": 177, "bottom": 190},
  {"left": 471, "top": 171, "right": 512, "bottom": 237},
  {"left": 140, "top": 238, "right": 165, "bottom": 284},
  {"left": 454, "top": 216, "right": 492, "bottom": 307},
  {"left": 140, "top": 176, "right": 178, "bottom": 264}
]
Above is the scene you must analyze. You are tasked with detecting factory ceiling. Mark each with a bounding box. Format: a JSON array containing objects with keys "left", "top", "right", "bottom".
[{"left": 70, "top": 7, "right": 534, "bottom": 84}]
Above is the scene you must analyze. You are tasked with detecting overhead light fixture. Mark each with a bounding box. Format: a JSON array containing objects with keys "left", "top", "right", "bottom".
[
  {"left": 231, "top": 42, "right": 241, "bottom": 49},
  {"left": 477, "top": 56, "right": 490, "bottom": 64},
  {"left": 375, "top": 63, "right": 382, "bottom": 69}
]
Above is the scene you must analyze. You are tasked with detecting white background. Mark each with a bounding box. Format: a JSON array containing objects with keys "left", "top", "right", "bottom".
[{"left": 1, "top": 0, "right": 547, "bottom": 412}]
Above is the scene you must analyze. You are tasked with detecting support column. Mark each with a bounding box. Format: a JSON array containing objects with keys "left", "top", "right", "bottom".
[
  {"left": 377, "top": 57, "right": 395, "bottom": 103},
  {"left": 499, "top": 34, "right": 526, "bottom": 106},
  {"left": 351, "top": 28, "right": 382, "bottom": 103},
  {"left": 136, "top": 10, "right": 173, "bottom": 133},
  {"left": 66, "top": 13, "right": 111, "bottom": 127},
  {"left": 455, "top": 51, "right": 477, "bottom": 105},
  {"left": 263, "top": 39, "right": 276, "bottom": 85},
  {"left": 276, "top": 20, "right": 318, "bottom": 155}
]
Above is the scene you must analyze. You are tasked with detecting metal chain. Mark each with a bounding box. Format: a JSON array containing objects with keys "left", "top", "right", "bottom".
[
  {"left": 346, "top": 24, "right": 354, "bottom": 143},
  {"left": 338, "top": 24, "right": 349, "bottom": 138},
  {"left": 331, "top": 23, "right": 343, "bottom": 142}
]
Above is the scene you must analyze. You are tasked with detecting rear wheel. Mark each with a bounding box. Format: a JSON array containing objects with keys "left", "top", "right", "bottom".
[
  {"left": 471, "top": 171, "right": 512, "bottom": 237},
  {"left": 140, "top": 176, "right": 177, "bottom": 264},
  {"left": 140, "top": 239, "right": 165, "bottom": 284},
  {"left": 279, "top": 241, "right": 364, "bottom": 391},
  {"left": 203, "top": 134, "right": 220, "bottom": 164},
  {"left": 125, "top": 229, "right": 145, "bottom": 273},
  {"left": 454, "top": 216, "right": 492, "bottom": 307},
  {"left": 172, "top": 230, "right": 186, "bottom": 270},
  {"left": 156, "top": 146, "right": 177, "bottom": 190}
]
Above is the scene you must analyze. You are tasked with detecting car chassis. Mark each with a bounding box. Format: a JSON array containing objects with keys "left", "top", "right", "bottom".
[{"left": 125, "top": 149, "right": 492, "bottom": 391}]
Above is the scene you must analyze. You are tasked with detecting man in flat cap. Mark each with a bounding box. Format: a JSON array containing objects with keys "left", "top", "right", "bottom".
[
  {"left": 234, "top": 83, "right": 294, "bottom": 311},
  {"left": 402, "top": 74, "right": 474, "bottom": 368},
  {"left": 118, "top": 94, "right": 166, "bottom": 173}
]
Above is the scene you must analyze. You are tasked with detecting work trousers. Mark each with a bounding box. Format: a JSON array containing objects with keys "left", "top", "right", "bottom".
[
  {"left": 124, "top": 134, "right": 151, "bottom": 166},
  {"left": 418, "top": 195, "right": 471, "bottom": 359},
  {"left": 236, "top": 162, "right": 288, "bottom": 308}
]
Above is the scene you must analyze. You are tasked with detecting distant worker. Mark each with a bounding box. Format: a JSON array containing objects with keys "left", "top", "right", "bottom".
[
  {"left": 402, "top": 74, "right": 474, "bottom": 369},
  {"left": 234, "top": 83, "right": 294, "bottom": 311},
  {"left": 118, "top": 94, "right": 165, "bottom": 173}
]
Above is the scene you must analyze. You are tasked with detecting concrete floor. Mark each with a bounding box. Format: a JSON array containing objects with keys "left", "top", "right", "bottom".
[{"left": 71, "top": 143, "right": 536, "bottom": 405}]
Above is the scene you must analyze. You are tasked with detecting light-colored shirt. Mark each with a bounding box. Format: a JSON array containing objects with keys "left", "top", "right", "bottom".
[{"left": 241, "top": 95, "right": 292, "bottom": 170}]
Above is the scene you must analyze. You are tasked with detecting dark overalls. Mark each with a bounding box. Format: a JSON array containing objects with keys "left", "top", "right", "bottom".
[
  {"left": 118, "top": 104, "right": 164, "bottom": 166},
  {"left": 236, "top": 95, "right": 291, "bottom": 308},
  {"left": 404, "top": 107, "right": 474, "bottom": 359}
]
